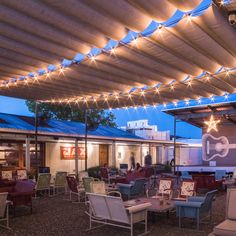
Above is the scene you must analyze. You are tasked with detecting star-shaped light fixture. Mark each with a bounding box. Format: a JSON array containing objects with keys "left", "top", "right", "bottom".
[{"left": 204, "top": 115, "right": 220, "bottom": 132}]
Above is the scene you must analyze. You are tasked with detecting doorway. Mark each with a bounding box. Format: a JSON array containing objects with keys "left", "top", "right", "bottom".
[{"left": 99, "top": 144, "right": 109, "bottom": 166}]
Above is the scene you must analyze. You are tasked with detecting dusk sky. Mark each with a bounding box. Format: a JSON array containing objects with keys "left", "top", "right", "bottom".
[{"left": 0, "top": 95, "right": 201, "bottom": 139}]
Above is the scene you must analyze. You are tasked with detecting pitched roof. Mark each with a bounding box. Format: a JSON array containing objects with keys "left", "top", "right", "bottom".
[{"left": 0, "top": 112, "right": 142, "bottom": 140}]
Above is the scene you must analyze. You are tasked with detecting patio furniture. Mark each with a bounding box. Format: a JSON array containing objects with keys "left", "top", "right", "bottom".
[
  {"left": 215, "top": 170, "right": 226, "bottom": 181},
  {"left": 209, "top": 189, "right": 236, "bottom": 236},
  {"left": 66, "top": 176, "right": 84, "bottom": 202},
  {"left": 192, "top": 174, "right": 222, "bottom": 192},
  {"left": 51, "top": 171, "right": 67, "bottom": 195},
  {"left": 117, "top": 178, "right": 146, "bottom": 199},
  {"left": 8, "top": 180, "right": 35, "bottom": 216},
  {"left": 147, "top": 178, "right": 174, "bottom": 200},
  {"left": 34, "top": 173, "right": 51, "bottom": 198},
  {"left": 124, "top": 197, "right": 175, "bottom": 214},
  {"left": 86, "top": 192, "right": 151, "bottom": 236},
  {"left": 90, "top": 181, "right": 121, "bottom": 197},
  {"left": 1, "top": 171, "right": 13, "bottom": 181},
  {"left": 176, "top": 189, "right": 217, "bottom": 231},
  {"left": 0, "top": 192, "right": 10, "bottom": 229},
  {"left": 83, "top": 177, "right": 99, "bottom": 193},
  {"left": 90, "top": 181, "right": 106, "bottom": 195},
  {"left": 16, "top": 169, "right": 27, "bottom": 180},
  {"left": 181, "top": 171, "right": 192, "bottom": 180},
  {"left": 173, "top": 180, "right": 196, "bottom": 201}
]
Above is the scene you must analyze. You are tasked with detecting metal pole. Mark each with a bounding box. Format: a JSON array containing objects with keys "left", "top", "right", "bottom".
[
  {"left": 173, "top": 117, "right": 177, "bottom": 174},
  {"left": 34, "top": 102, "right": 38, "bottom": 166},
  {"left": 75, "top": 138, "right": 79, "bottom": 180},
  {"left": 85, "top": 109, "right": 88, "bottom": 171},
  {"left": 25, "top": 136, "right": 31, "bottom": 171}
]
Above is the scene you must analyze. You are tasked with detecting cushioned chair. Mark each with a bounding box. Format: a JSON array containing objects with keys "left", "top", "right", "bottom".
[
  {"left": 181, "top": 171, "right": 192, "bottom": 180},
  {"left": 66, "top": 176, "right": 85, "bottom": 203},
  {"left": 16, "top": 169, "right": 27, "bottom": 180},
  {"left": 209, "top": 189, "right": 236, "bottom": 236},
  {"left": 0, "top": 192, "right": 10, "bottom": 229},
  {"left": 8, "top": 180, "right": 35, "bottom": 216},
  {"left": 90, "top": 181, "right": 106, "bottom": 195},
  {"left": 176, "top": 189, "right": 217, "bottom": 231},
  {"left": 86, "top": 193, "right": 151, "bottom": 236},
  {"left": 34, "top": 173, "right": 51, "bottom": 197},
  {"left": 173, "top": 180, "right": 196, "bottom": 201},
  {"left": 147, "top": 178, "right": 174, "bottom": 200},
  {"left": 215, "top": 170, "right": 226, "bottom": 181},
  {"left": 83, "top": 177, "right": 99, "bottom": 193},
  {"left": 117, "top": 178, "right": 146, "bottom": 199},
  {"left": 51, "top": 171, "right": 67, "bottom": 195}
]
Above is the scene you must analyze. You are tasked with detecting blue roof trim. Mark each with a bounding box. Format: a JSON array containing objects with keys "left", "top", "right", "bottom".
[{"left": 0, "top": 113, "right": 142, "bottom": 140}]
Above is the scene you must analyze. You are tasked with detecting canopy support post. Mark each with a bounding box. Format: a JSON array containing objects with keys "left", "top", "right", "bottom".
[
  {"left": 85, "top": 109, "right": 88, "bottom": 171},
  {"left": 34, "top": 101, "right": 39, "bottom": 167},
  {"left": 25, "top": 136, "right": 31, "bottom": 172},
  {"left": 173, "top": 117, "right": 177, "bottom": 174},
  {"left": 75, "top": 138, "right": 79, "bottom": 180}
]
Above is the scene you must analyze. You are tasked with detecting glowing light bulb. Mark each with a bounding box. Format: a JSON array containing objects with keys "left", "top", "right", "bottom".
[
  {"left": 171, "top": 84, "right": 174, "bottom": 90},
  {"left": 90, "top": 55, "right": 96, "bottom": 62},
  {"left": 155, "top": 88, "right": 160, "bottom": 93},
  {"left": 105, "top": 97, "right": 108, "bottom": 101},
  {"left": 163, "top": 103, "right": 167, "bottom": 108},
  {"left": 141, "top": 90, "right": 144, "bottom": 96},
  {"left": 110, "top": 48, "right": 116, "bottom": 55},
  {"left": 115, "top": 95, "right": 119, "bottom": 99},
  {"left": 198, "top": 98, "right": 201, "bottom": 104},
  {"left": 224, "top": 93, "right": 228, "bottom": 100},
  {"left": 188, "top": 80, "right": 192, "bottom": 86},
  {"left": 93, "top": 98, "right": 97, "bottom": 102},
  {"left": 128, "top": 93, "right": 132, "bottom": 98},
  {"left": 185, "top": 100, "right": 189, "bottom": 105}
]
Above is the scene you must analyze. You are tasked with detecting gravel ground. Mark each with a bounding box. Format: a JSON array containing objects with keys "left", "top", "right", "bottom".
[{"left": 0, "top": 192, "right": 225, "bottom": 236}]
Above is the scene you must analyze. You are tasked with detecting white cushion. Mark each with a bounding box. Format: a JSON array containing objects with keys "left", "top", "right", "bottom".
[
  {"left": 213, "top": 219, "right": 236, "bottom": 236},
  {"left": 227, "top": 190, "right": 236, "bottom": 220}
]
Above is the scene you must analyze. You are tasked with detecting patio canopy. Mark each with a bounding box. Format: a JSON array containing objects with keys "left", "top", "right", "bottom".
[{"left": 0, "top": 0, "right": 236, "bottom": 109}]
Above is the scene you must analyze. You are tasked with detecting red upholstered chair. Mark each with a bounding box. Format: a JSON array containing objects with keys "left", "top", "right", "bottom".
[
  {"left": 66, "top": 176, "right": 84, "bottom": 202},
  {"left": 192, "top": 174, "right": 222, "bottom": 193},
  {"left": 3, "top": 180, "right": 36, "bottom": 216}
]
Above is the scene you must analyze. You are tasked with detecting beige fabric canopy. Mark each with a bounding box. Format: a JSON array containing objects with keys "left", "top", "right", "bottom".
[{"left": 0, "top": 0, "right": 235, "bottom": 109}]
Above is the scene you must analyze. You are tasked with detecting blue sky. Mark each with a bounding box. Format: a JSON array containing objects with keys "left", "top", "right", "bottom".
[{"left": 0, "top": 95, "right": 201, "bottom": 139}]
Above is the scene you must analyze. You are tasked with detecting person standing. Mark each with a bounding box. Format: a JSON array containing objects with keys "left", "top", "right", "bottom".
[
  {"left": 144, "top": 151, "right": 152, "bottom": 166},
  {"left": 130, "top": 152, "right": 135, "bottom": 170}
]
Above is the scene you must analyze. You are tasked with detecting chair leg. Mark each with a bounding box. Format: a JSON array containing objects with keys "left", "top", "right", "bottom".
[
  {"left": 178, "top": 207, "right": 181, "bottom": 228},
  {"left": 6, "top": 205, "right": 9, "bottom": 229},
  {"left": 130, "top": 214, "right": 133, "bottom": 236},
  {"left": 197, "top": 209, "right": 200, "bottom": 231},
  {"left": 145, "top": 210, "right": 148, "bottom": 234}
]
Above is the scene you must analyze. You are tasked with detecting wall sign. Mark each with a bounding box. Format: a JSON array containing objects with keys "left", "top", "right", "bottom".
[{"left": 60, "top": 146, "right": 85, "bottom": 160}]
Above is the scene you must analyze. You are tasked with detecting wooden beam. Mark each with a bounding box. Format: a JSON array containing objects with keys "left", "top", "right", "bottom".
[{"left": 176, "top": 108, "right": 236, "bottom": 120}]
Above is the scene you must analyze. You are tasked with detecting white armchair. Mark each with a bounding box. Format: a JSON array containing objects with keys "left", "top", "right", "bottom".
[
  {"left": 86, "top": 193, "right": 151, "bottom": 236},
  {"left": 209, "top": 188, "right": 236, "bottom": 236}
]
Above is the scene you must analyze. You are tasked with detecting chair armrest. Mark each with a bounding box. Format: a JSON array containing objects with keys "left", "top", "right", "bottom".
[
  {"left": 107, "top": 191, "right": 121, "bottom": 197},
  {"left": 127, "top": 203, "right": 152, "bottom": 213},
  {"left": 188, "top": 196, "right": 205, "bottom": 202},
  {"left": 117, "top": 183, "right": 133, "bottom": 189},
  {"left": 175, "top": 201, "right": 202, "bottom": 208}
]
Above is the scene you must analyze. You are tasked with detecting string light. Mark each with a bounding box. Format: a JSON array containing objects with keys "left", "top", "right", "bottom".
[
  {"left": 128, "top": 93, "right": 132, "bottom": 98},
  {"left": 185, "top": 99, "right": 189, "bottom": 105},
  {"left": 210, "top": 95, "right": 214, "bottom": 102},
  {"left": 155, "top": 87, "right": 160, "bottom": 93},
  {"left": 198, "top": 97, "right": 201, "bottom": 104},
  {"left": 224, "top": 93, "right": 229, "bottom": 100},
  {"left": 141, "top": 90, "right": 145, "bottom": 96}
]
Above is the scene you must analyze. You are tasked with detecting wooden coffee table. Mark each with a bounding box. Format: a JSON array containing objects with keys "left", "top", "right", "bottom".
[{"left": 124, "top": 197, "right": 175, "bottom": 213}]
